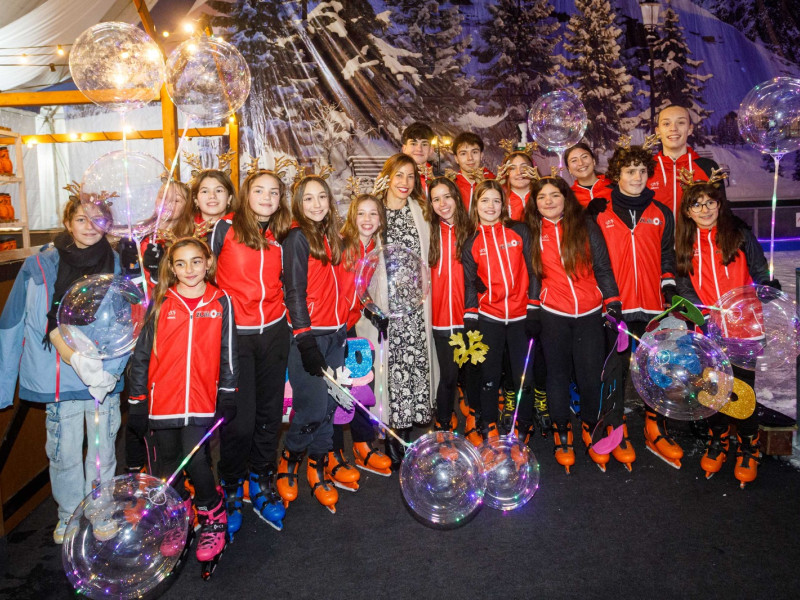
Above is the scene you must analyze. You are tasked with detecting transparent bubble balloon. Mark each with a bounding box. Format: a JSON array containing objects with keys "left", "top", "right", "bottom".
[
  {"left": 58, "top": 275, "right": 147, "bottom": 359},
  {"left": 355, "top": 244, "right": 431, "bottom": 319},
  {"left": 738, "top": 77, "right": 800, "bottom": 156},
  {"left": 399, "top": 432, "right": 486, "bottom": 529},
  {"left": 707, "top": 284, "right": 800, "bottom": 371},
  {"left": 527, "top": 90, "right": 588, "bottom": 154},
  {"left": 69, "top": 22, "right": 165, "bottom": 113},
  {"left": 63, "top": 473, "right": 190, "bottom": 600},
  {"left": 81, "top": 150, "right": 169, "bottom": 239},
  {"left": 166, "top": 36, "right": 252, "bottom": 121},
  {"left": 482, "top": 435, "right": 539, "bottom": 511},
  {"left": 631, "top": 328, "right": 733, "bottom": 420}
]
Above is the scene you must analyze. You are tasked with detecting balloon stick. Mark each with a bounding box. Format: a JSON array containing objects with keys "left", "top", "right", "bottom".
[
  {"left": 767, "top": 152, "right": 784, "bottom": 279},
  {"left": 152, "top": 116, "right": 194, "bottom": 235},
  {"left": 509, "top": 339, "right": 535, "bottom": 438},
  {"left": 165, "top": 418, "right": 224, "bottom": 487}
]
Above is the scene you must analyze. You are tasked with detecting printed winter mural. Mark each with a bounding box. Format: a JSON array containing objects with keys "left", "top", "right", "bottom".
[{"left": 189, "top": 0, "right": 800, "bottom": 201}]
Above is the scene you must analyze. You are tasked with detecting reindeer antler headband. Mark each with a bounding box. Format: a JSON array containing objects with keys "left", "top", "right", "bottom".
[
  {"left": 617, "top": 134, "right": 659, "bottom": 152},
  {"left": 64, "top": 181, "right": 119, "bottom": 206},
  {"left": 678, "top": 167, "right": 728, "bottom": 190},
  {"left": 184, "top": 149, "right": 237, "bottom": 179},
  {"left": 499, "top": 138, "right": 538, "bottom": 156}
]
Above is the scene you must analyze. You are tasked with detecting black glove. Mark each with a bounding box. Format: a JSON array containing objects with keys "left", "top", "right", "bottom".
[
  {"left": 525, "top": 309, "right": 542, "bottom": 340},
  {"left": 662, "top": 284, "right": 677, "bottom": 307},
  {"left": 143, "top": 242, "right": 164, "bottom": 281},
  {"left": 127, "top": 401, "right": 149, "bottom": 439},
  {"left": 605, "top": 301, "right": 623, "bottom": 325},
  {"left": 297, "top": 334, "right": 328, "bottom": 377},
  {"left": 766, "top": 279, "right": 781, "bottom": 291},
  {"left": 364, "top": 306, "right": 389, "bottom": 343},
  {"left": 119, "top": 238, "right": 141, "bottom": 278},
  {"left": 216, "top": 390, "right": 238, "bottom": 424}
]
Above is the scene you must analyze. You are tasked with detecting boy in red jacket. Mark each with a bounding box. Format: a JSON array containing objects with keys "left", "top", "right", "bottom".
[
  {"left": 452, "top": 132, "right": 496, "bottom": 212},
  {"left": 401, "top": 122, "right": 436, "bottom": 195}
]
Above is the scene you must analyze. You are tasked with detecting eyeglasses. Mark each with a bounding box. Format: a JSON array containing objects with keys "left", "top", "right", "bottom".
[{"left": 689, "top": 199, "right": 719, "bottom": 214}]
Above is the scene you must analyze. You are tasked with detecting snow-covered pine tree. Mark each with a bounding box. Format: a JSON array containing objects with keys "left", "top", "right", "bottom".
[
  {"left": 384, "top": 0, "right": 475, "bottom": 125},
  {"left": 208, "top": 0, "right": 322, "bottom": 158},
  {"left": 475, "top": 0, "right": 560, "bottom": 136},
  {"left": 650, "top": 4, "right": 714, "bottom": 146},
  {"left": 715, "top": 111, "right": 744, "bottom": 147},
  {"left": 557, "top": 0, "right": 635, "bottom": 151}
]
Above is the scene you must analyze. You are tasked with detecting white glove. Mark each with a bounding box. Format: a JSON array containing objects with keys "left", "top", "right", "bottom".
[
  {"left": 89, "top": 371, "right": 118, "bottom": 402},
  {"left": 71, "top": 353, "right": 106, "bottom": 388}
]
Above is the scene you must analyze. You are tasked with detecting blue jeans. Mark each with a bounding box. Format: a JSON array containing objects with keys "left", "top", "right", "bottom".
[{"left": 45, "top": 395, "right": 121, "bottom": 523}]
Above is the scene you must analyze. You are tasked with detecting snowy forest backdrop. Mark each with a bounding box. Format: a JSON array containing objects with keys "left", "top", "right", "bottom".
[{"left": 189, "top": 0, "right": 800, "bottom": 202}]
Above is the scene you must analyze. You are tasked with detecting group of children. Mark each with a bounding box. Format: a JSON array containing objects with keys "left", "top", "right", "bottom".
[{"left": 0, "top": 104, "right": 780, "bottom": 577}]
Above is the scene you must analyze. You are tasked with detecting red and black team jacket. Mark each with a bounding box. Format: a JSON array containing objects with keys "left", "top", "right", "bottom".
[
  {"left": 456, "top": 168, "right": 496, "bottom": 212},
  {"left": 676, "top": 223, "right": 770, "bottom": 310},
  {"left": 211, "top": 219, "right": 286, "bottom": 333},
  {"left": 588, "top": 189, "right": 676, "bottom": 323},
  {"left": 462, "top": 221, "right": 535, "bottom": 324},
  {"left": 338, "top": 238, "right": 375, "bottom": 331},
  {"left": 507, "top": 188, "right": 530, "bottom": 222},
  {"left": 431, "top": 221, "right": 465, "bottom": 331},
  {"left": 284, "top": 225, "right": 349, "bottom": 338},
  {"left": 571, "top": 174, "right": 613, "bottom": 208},
  {"left": 128, "top": 285, "right": 238, "bottom": 429},
  {"left": 647, "top": 148, "right": 725, "bottom": 218},
  {"left": 534, "top": 216, "right": 620, "bottom": 317}
]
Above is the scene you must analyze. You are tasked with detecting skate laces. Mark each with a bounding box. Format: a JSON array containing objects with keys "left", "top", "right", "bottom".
[{"left": 533, "top": 389, "right": 548, "bottom": 414}]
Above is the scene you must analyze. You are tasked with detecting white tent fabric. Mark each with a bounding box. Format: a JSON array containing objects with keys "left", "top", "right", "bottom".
[{"left": 0, "top": 0, "right": 159, "bottom": 93}]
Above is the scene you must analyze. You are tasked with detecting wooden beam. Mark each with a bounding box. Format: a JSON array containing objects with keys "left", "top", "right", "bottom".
[
  {"left": 132, "top": 0, "right": 159, "bottom": 40},
  {"left": 0, "top": 90, "right": 92, "bottom": 107},
  {"left": 0, "top": 127, "right": 227, "bottom": 145},
  {"left": 229, "top": 115, "right": 240, "bottom": 191},
  {"left": 160, "top": 90, "right": 179, "bottom": 178}
]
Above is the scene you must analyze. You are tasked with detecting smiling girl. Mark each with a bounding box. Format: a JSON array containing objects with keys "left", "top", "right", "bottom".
[
  {"left": 564, "top": 143, "right": 612, "bottom": 208},
  {"left": 210, "top": 169, "right": 291, "bottom": 534}
]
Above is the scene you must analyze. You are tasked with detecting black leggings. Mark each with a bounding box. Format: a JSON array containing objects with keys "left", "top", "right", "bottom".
[
  {"left": 477, "top": 318, "right": 531, "bottom": 426},
  {"left": 540, "top": 310, "right": 606, "bottom": 427},
  {"left": 434, "top": 330, "right": 460, "bottom": 425},
  {"left": 152, "top": 425, "right": 218, "bottom": 507},
  {"left": 218, "top": 319, "right": 289, "bottom": 480}
]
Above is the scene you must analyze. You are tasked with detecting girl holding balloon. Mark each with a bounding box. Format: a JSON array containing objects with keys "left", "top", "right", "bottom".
[
  {"left": 333, "top": 193, "right": 393, "bottom": 482},
  {"left": 0, "top": 194, "right": 128, "bottom": 544},
  {"left": 127, "top": 237, "right": 238, "bottom": 571},
  {"left": 462, "top": 180, "right": 537, "bottom": 448},
  {"left": 210, "top": 168, "right": 291, "bottom": 534},
  {"left": 277, "top": 175, "right": 349, "bottom": 513},
  {"left": 675, "top": 179, "right": 778, "bottom": 487}
]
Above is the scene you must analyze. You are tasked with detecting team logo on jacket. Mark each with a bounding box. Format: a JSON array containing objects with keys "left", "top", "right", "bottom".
[
  {"left": 639, "top": 217, "right": 661, "bottom": 226},
  {"left": 649, "top": 181, "right": 660, "bottom": 190},
  {"left": 541, "top": 234, "right": 550, "bottom": 242},
  {"left": 605, "top": 219, "right": 614, "bottom": 229},
  {"left": 195, "top": 310, "right": 220, "bottom": 319},
  {"left": 167, "top": 310, "right": 176, "bottom": 319}
]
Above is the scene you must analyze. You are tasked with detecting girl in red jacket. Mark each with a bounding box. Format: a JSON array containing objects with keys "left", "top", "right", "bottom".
[
  {"left": 175, "top": 169, "right": 236, "bottom": 244},
  {"left": 330, "top": 193, "right": 392, "bottom": 487},
  {"left": 498, "top": 151, "right": 535, "bottom": 221},
  {"left": 564, "top": 143, "right": 612, "bottom": 208},
  {"left": 427, "top": 177, "right": 474, "bottom": 437},
  {"left": 277, "top": 175, "right": 349, "bottom": 513},
  {"left": 462, "top": 180, "right": 537, "bottom": 444},
  {"left": 210, "top": 168, "right": 291, "bottom": 534},
  {"left": 525, "top": 177, "right": 624, "bottom": 473},
  {"left": 675, "top": 181, "right": 777, "bottom": 487},
  {"left": 128, "top": 237, "right": 238, "bottom": 572}
]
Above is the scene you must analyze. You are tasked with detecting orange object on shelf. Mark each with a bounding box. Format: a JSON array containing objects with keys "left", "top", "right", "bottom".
[
  {"left": 0, "top": 235, "right": 17, "bottom": 251},
  {"left": 0, "top": 193, "right": 14, "bottom": 222},
  {"left": 0, "top": 147, "right": 13, "bottom": 175}
]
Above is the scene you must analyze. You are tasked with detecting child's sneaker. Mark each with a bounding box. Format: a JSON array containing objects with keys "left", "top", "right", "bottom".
[{"left": 53, "top": 518, "right": 69, "bottom": 544}]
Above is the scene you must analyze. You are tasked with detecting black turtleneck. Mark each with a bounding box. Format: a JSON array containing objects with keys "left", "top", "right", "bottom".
[{"left": 610, "top": 187, "right": 656, "bottom": 230}]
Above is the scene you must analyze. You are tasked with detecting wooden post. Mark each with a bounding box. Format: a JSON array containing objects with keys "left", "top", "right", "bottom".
[
  {"left": 161, "top": 90, "right": 179, "bottom": 179},
  {"left": 229, "top": 114, "right": 240, "bottom": 191}
]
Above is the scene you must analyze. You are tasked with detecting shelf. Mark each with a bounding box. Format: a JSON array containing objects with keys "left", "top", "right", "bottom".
[
  {"left": 0, "top": 220, "right": 26, "bottom": 231},
  {"left": 0, "top": 175, "right": 22, "bottom": 184}
]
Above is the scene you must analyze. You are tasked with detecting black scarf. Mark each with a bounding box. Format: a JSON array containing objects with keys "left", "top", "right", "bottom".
[
  {"left": 610, "top": 187, "right": 656, "bottom": 230},
  {"left": 43, "top": 231, "right": 115, "bottom": 347}
]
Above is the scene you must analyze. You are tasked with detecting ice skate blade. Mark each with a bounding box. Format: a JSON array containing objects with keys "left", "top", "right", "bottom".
[
  {"left": 645, "top": 441, "right": 682, "bottom": 469},
  {"left": 253, "top": 508, "right": 285, "bottom": 531},
  {"left": 355, "top": 463, "right": 392, "bottom": 477},
  {"left": 704, "top": 471, "right": 715, "bottom": 480},
  {"left": 622, "top": 463, "right": 633, "bottom": 472},
  {"left": 331, "top": 480, "right": 360, "bottom": 492},
  {"left": 325, "top": 504, "right": 336, "bottom": 514},
  {"left": 594, "top": 462, "right": 607, "bottom": 473}
]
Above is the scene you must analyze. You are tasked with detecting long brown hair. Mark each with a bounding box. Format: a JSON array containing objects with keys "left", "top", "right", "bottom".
[
  {"left": 427, "top": 177, "right": 473, "bottom": 267},
  {"left": 290, "top": 176, "right": 343, "bottom": 266},
  {"left": 676, "top": 183, "right": 744, "bottom": 276},
  {"left": 233, "top": 170, "right": 291, "bottom": 249},
  {"left": 149, "top": 237, "right": 217, "bottom": 354},
  {"left": 525, "top": 177, "right": 591, "bottom": 279},
  {"left": 376, "top": 153, "right": 429, "bottom": 220},
  {"left": 469, "top": 179, "right": 512, "bottom": 228},
  {"left": 341, "top": 194, "right": 386, "bottom": 271},
  {"left": 177, "top": 170, "right": 237, "bottom": 237}
]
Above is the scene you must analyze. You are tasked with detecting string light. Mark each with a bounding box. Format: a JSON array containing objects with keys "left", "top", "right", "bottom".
[
  {"left": 20, "top": 53, "right": 28, "bottom": 63},
  {"left": 162, "top": 31, "right": 170, "bottom": 38},
  {"left": 56, "top": 45, "right": 65, "bottom": 56},
  {"left": 182, "top": 22, "right": 194, "bottom": 33}
]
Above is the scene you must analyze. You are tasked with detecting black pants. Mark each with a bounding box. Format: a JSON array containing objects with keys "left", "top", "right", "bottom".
[
  {"left": 433, "top": 330, "right": 461, "bottom": 425},
  {"left": 540, "top": 310, "right": 606, "bottom": 426},
  {"left": 477, "top": 318, "right": 531, "bottom": 426},
  {"left": 286, "top": 327, "right": 346, "bottom": 456},
  {"left": 218, "top": 319, "right": 289, "bottom": 480},
  {"left": 707, "top": 365, "right": 759, "bottom": 437},
  {"left": 152, "top": 425, "right": 218, "bottom": 507}
]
